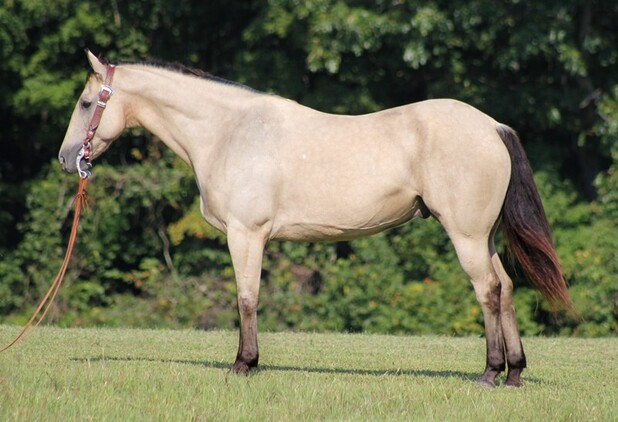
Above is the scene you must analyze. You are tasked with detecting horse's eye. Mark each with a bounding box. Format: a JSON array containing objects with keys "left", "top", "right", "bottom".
[{"left": 80, "top": 100, "right": 92, "bottom": 109}]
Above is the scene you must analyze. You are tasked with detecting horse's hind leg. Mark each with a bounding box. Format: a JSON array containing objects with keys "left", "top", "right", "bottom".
[
  {"left": 447, "top": 233, "right": 506, "bottom": 387},
  {"left": 490, "top": 246, "right": 527, "bottom": 387}
]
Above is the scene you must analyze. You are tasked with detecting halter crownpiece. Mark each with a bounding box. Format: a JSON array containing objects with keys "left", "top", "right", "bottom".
[{"left": 77, "top": 63, "right": 116, "bottom": 179}]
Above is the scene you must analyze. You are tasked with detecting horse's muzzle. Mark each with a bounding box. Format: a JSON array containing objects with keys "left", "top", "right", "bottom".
[{"left": 58, "top": 151, "right": 78, "bottom": 174}]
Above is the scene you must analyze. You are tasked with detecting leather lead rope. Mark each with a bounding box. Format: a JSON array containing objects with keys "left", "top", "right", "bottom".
[
  {"left": 0, "top": 178, "right": 88, "bottom": 352},
  {"left": 1, "top": 62, "right": 114, "bottom": 352}
]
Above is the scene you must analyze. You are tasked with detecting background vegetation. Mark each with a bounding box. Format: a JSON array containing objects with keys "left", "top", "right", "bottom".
[{"left": 0, "top": 0, "right": 616, "bottom": 336}]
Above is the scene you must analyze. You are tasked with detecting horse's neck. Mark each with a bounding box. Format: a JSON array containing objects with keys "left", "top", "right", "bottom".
[{"left": 119, "top": 66, "right": 254, "bottom": 165}]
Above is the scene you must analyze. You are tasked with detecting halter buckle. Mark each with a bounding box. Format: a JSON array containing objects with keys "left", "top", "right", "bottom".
[{"left": 97, "top": 85, "right": 113, "bottom": 108}]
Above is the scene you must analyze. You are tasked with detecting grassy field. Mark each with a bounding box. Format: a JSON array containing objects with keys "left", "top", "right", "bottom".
[{"left": 0, "top": 326, "right": 616, "bottom": 421}]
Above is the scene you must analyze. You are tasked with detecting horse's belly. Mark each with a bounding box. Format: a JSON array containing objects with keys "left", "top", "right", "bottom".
[
  {"left": 271, "top": 217, "right": 415, "bottom": 241},
  {"left": 270, "top": 191, "right": 423, "bottom": 241}
]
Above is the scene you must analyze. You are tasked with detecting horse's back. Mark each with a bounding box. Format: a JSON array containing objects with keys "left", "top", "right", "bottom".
[{"left": 210, "top": 96, "right": 511, "bottom": 241}]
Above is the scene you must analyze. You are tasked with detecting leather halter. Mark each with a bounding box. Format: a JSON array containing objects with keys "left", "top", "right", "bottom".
[{"left": 77, "top": 64, "right": 116, "bottom": 179}]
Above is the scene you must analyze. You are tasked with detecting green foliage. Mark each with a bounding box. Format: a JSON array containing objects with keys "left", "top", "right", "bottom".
[{"left": 0, "top": 1, "right": 616, "bottom": 336}]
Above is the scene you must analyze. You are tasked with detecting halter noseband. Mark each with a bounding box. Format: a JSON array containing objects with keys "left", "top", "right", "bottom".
[{"left": 77, "top": 64, "right": 116, "bottom": 179}]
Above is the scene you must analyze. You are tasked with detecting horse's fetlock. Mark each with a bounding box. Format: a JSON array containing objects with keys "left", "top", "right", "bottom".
[
  {"left": 507, "top": 352, "right": 527, "bottom": 369},
  {"left": 487, "top": 351, "right": 506, "bottom": 370}
]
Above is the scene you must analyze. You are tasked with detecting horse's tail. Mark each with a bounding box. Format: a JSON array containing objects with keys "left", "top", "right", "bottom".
[{"left": 496, "top": 124, "right": 575, "bottom": 312}]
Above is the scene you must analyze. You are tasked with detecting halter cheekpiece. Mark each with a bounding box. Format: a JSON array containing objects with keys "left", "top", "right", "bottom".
[{"left": 77, "top": 64, "right": 116, "bottom": 179}]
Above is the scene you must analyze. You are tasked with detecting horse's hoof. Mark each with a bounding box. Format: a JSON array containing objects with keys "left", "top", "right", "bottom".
[
  {"left": 231, "top": 360, "right": 253, "bottom": 375},
  {"left": 505, "top": 368, "right": 524, "bottom": 387},
  {"left": 477, "top": 378, "right": 497, "bottom": 388},
  {"left": 505, "top": 379, "right": 524, "bottom": 388}
]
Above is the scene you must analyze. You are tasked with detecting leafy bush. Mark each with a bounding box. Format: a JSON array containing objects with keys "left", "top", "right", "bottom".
[{"left": 1, "top": 1, "right": 616, "bottom": 337}]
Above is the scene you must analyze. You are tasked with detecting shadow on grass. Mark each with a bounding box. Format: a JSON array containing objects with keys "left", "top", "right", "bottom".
[{"left": 70, "top": 355, "right": 542, "bottom": 384}]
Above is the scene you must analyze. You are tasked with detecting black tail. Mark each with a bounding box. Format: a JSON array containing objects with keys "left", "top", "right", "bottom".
[{"left": 497, "top": 124, "right": 575, "bottom": 312}]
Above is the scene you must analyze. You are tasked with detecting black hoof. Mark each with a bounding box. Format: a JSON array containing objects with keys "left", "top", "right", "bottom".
[
  {"left": 477, "top": 378, "right": 497, "bottom": 388},
  {"left": 231, "top": 359, "right": 257, "bottom": 375},
  {"left": 477, "top": 367, "right": 501, "bottom": 388},
  {"left": 505, "top": 367, "right": 524, "bottom": 387},
  {"left": 505, "top": 379, "right": 523, "bottom": 388}
]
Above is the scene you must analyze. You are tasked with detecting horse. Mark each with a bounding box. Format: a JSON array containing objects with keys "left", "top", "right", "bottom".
[{"left": 59, "top": 51, "right": 573, "bottom": 387}]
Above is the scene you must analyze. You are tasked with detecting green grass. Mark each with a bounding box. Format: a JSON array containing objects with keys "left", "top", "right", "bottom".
[{"left": 0, "top": 326, "right": 616, "bottom": 421}]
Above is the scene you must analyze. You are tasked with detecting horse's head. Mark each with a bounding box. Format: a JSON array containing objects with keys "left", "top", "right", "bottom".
[{"left": 59, "top": 50, "right": 126, "bottom": 174}]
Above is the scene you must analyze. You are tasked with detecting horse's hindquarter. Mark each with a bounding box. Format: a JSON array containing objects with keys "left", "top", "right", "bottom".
[{"left": 410, "top": 99, "right": 512, "bottom": 235}]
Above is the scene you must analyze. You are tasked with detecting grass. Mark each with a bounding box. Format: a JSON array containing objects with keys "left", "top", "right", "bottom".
[{"left": 0, "top": 326, "right": 616, "bottom": 421}]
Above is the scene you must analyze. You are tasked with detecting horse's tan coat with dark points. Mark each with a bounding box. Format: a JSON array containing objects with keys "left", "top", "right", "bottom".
[{"left": 59, "top": 51, "right": 572, "bottom": 387}]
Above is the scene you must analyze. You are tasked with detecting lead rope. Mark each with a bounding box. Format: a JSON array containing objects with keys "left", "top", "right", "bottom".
[
  {"left": 0, "top": 177, "right": 89, "bottom": 352},
  {"left": 0, "top": 62, "right": 114, "bottom": 353}
]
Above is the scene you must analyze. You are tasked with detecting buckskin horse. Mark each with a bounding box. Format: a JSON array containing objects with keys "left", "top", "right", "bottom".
[{"left": 59, "top": 51, "right": 573, "bottom": 387}]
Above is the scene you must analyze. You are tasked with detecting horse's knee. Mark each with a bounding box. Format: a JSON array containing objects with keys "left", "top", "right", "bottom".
[{"left": 238, "top": 294, "right": 258, "bottom": 318}]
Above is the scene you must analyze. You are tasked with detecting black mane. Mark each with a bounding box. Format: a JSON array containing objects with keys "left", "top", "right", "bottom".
[{"left": 120, "top": 60, "right": 264, "bottom": 94}]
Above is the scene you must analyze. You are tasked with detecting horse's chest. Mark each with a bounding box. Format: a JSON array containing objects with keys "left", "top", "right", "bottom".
[{"left": 198, "top": 195, "right": 228, "bottom": 234}]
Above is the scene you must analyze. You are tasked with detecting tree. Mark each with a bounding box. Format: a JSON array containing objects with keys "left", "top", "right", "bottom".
[{"left": 1, "top": 0, "right": 616, "bottom": 335}]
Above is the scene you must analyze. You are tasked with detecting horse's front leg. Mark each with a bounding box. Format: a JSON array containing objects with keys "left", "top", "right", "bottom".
[{"left": 227, "top": 223, "right": 267, "bottom": 374}]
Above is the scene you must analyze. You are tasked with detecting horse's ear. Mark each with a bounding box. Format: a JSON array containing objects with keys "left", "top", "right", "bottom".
[{"left": 85, "top": 49, "right": 108, "bottom": 78}]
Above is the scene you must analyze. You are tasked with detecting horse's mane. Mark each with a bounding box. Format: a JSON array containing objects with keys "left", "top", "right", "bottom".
[
  {"left": 86, "top": 53, "right": 263, "bottom": 94},
  {"left": 120, "top": 59, "right": 265, "bottom": 94}
]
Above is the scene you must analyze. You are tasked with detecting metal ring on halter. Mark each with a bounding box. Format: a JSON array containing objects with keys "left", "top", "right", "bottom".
[{"left": 76, "top": 147, "right": 92, "bottom": 179}]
